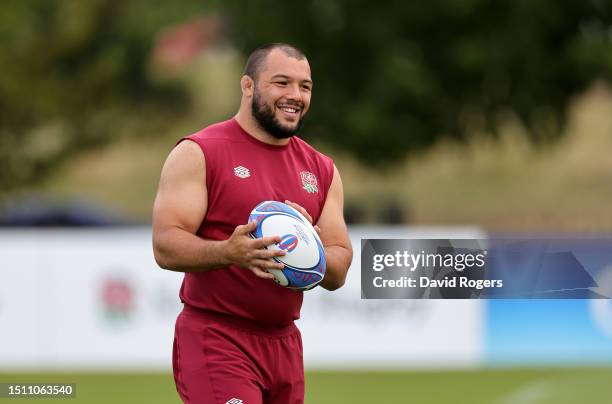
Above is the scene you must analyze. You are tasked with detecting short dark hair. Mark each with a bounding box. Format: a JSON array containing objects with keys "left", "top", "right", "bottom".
[{"left": 244, "top": 43, "right": 307, "bottom": 81}]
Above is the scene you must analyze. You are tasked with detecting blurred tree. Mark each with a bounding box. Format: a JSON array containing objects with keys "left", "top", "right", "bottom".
[
  {"left": 2, "top": 0, "right": 612, "bottom": 191},
  {"left": 0, "top": 0, "right": 213, "bottom": 191},
  {"left": 224, "top": 0, "right": 612, "bottom": 164}
]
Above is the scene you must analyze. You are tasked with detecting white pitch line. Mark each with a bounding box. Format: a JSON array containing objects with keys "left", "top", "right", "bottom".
[{"left": 495, "top": 379, "right": 554, "bottom": 404}]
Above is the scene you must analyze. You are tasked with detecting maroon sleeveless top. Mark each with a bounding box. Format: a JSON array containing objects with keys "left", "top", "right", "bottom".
[{"left": 178, "top": 118, "right": 334, "bottom": 327}]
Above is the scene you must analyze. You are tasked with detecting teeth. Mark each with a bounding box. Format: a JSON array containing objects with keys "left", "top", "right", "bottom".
[{"left": 280, "top": 106, "right": 298, "bottom": 113}]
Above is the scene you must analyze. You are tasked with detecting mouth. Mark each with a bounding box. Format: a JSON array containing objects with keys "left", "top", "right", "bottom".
[{"left": 277, "top": 104, "right": 301, "bottom": 119}]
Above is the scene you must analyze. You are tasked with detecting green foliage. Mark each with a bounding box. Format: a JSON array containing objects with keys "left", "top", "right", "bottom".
[
  {"left": 225, "top": 0, "right": 612, "bottom": 164},
  {"left": 0, "top": 0, "right": 210, "bottom": 191},
  {"left": 2, "top": 0, "right": 612, "bottom": 190}
]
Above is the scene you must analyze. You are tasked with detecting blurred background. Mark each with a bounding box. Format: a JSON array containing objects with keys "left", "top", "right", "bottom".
[{"left": 1, "top": 0, "right": 612, "bottom": 403}]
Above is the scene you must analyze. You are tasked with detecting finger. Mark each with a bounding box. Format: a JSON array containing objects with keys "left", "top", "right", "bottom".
[
  {"left": 252, "top": 235, "right": 281, "bottom": 248},
  {"left": 249, "top": 266, "right": 275, "bottom": 280},
  {"left": 285, "top": 200, "right": 312, "bottom": 223},
  {"left": 252, "top": 258, "right": 284, "bottom": 270},
  {"left": 236, "top": 221, "right": 257, "bottom": 235},
  {"left": 314, "top": 225, "right": 322, "bottom": 235},
  {"left": 253, "top": 248, "right": 286, "bottom": 259}
]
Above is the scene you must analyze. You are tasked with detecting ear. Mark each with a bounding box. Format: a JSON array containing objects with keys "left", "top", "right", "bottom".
[{"left": 241, "top": 75, "right": 254, "bottom": 97}]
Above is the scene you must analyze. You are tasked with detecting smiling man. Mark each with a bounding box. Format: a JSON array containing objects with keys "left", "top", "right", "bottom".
[{"left": 152, "top": 43, "right": 353, "bottom": 404}]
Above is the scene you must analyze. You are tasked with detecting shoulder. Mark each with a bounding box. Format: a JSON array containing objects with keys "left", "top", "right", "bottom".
[
  {"left": 177, "top": 119, "right": 245, "bottom": 165},
  {"left": 187, "top": 119, "right": 239, "bottom": 144},
  {"left": 292, "top": 136, "right": 334, "bottom": 165},
  {"left": 164, "top": 140, "right": 204, "bottom": 180}
]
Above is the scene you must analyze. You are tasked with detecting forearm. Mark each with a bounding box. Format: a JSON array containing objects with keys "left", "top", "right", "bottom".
[
  {"left": 319, "top": 245, "right": 353, "bottom": 291},
  {"left": 153, "top": 226, "right": 230, "bottom": 273}
]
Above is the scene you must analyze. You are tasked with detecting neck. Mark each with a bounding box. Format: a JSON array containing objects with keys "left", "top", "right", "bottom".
[{"left": 234, "top": 108, "right": 290, "bottom": 146}]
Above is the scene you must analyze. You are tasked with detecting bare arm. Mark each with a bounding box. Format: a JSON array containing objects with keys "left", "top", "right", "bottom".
[
  {"left": 286, "top": 165, "right": 353, "bottom": 291},
  {"left": 152, "top": 140, "right": 285, "bottom": 277}
]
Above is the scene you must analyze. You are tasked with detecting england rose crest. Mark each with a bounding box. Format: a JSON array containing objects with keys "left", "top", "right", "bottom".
[{"left": 300, "top": 171, "right": 318, "bottom": 193}]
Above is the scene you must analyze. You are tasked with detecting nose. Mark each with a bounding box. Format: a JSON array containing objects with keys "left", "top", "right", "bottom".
[{"left": 286, "top": 83, "right": 303, "bottom": 102}]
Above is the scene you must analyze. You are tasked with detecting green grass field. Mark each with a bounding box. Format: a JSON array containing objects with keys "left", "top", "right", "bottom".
[{"left": 1, "top": 368, "right": 611, "bottom": 403}]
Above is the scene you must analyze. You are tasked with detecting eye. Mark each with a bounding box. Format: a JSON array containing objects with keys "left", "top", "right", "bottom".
[
  {"left": 302, "top": 85, "right": 312, "bottom": 92},
  {"left": 274, "top": 81, "right": 288, "bottom": 87}
]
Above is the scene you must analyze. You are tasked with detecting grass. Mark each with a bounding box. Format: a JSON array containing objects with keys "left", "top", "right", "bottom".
[
  {"left": 307, "top": 368, "right": 612, "bottom": 404},
  {"left": 1, "top": 368, "right": 611, "bottom": 403}
]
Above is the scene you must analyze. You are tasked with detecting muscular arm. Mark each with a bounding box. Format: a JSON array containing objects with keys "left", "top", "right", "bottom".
[
  {"left": 152, "top": 140, "right": 283, "bottom": 276},
  {"left": 316, "top": 165, "right": 353, "bottom": 290},
  {"left": 152, "top": 140, "right": 228, "bottom": 272}
]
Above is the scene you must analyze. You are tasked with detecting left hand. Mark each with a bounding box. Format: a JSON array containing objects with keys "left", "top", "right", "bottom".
[{"left": 285, "top": 200, "right": 321, "bottom": 236}]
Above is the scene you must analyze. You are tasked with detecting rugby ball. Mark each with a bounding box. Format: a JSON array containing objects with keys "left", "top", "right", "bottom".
[{"left": 249, "top": 200, "right": 326, "bottom": 291}]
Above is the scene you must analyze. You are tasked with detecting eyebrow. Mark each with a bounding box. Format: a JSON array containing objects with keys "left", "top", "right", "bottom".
[{"left": 270, "top": 74, "right": 313, "bottom": 85}]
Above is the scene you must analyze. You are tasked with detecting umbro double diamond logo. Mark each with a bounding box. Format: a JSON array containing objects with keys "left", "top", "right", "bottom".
[{"left": 234, "top": 166, "right": 250, "bottom": 179}]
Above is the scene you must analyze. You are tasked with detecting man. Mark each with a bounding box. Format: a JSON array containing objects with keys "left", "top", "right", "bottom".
[{"left": 152, "top": 43, "right": 353, "bottom": 404}]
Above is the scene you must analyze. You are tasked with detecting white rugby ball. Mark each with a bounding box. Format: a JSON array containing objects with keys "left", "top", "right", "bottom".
[{"left": 249, "top": 200, "right": 326, "bottom": 291}]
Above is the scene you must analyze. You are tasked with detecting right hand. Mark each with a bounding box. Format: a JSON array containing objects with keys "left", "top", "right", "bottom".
[{"left": 223, "top": 221, "right": 285, "bottom": 280}]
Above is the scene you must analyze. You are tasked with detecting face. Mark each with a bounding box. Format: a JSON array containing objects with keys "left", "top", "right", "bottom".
[{"left": 249, "top": 49, "right": 313, "bottom": 139}]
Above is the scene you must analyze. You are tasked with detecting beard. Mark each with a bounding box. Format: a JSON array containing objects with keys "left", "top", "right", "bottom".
[{"left": 251, "top": 90, "right": 305, "bottom": 139}]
